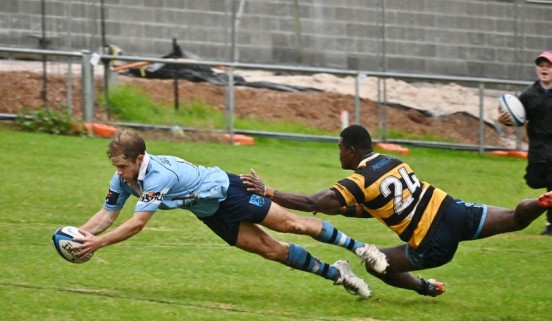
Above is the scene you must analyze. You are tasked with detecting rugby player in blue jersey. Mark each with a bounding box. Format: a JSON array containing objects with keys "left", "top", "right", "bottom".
[
  {"left": 73, "top": 129, "right": 388, "bottom": 299},
  {"left": 242, "top": 124, "right": 552, "bottom": 297}
]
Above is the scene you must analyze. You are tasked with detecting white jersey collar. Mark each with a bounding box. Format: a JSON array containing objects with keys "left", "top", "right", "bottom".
[
  {"left": 138, "top": 152, "right": 150, "bottom": 181},
  {"left": 358, "top": 153, "right": 380, "bottom": 168}
]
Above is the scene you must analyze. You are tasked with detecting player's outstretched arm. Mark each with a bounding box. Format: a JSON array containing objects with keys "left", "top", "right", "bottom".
[
  {"left": 241, "top": 168, "right": 342, "bottom": 213},
  {"left": 315, "top": 205, "right": 373, "bottom": 218},
  {"left": 79, "top": 208, "right": 121, "bottom": 235},
  {"left": 75, "top": 211, "right": 154, "bottom": 257}
]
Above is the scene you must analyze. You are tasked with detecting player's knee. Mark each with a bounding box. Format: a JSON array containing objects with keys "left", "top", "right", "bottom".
[
  {"left": 287, "top": 220, "right": 308, "bottom": 234},
  {"left": 277, "top": 217, "right": 309, "bottom": 234},
  {"left": 366, "top": 265, "right": 391, "bottom": 282},
  {"left": 512, "top": 201, "right": 539, "bottom": 230},
  {"left": 513, "top": 217, "right": 531, "bottom": 231},
  {"left": 364, "top": 263, "right": 382, "bottom": 277}
]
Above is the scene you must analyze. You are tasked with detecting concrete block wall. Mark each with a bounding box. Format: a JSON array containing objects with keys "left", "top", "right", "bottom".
[{"left": 1, "top": 0, "right": 552, "bottom": 81}]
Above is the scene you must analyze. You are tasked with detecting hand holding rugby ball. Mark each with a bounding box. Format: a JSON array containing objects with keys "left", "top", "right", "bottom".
[
  {"left": 498, "top": 94, "right": 526, "bottom": 127},
  {"left": 52, "top": 226, "right": 94, "bottom": 264}
]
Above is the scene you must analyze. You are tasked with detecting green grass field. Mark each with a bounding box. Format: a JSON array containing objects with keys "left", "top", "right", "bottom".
[{"left": 1, "top": 128, "right": 551, "bottom": 321}]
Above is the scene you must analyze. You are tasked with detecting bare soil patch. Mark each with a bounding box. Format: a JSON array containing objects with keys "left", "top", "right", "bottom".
[{"left": 0, "top": 70, "right": 519, "bottom": 146}]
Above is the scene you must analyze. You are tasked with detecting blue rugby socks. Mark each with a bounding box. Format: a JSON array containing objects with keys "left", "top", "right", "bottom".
[
  {"left": 282, "top": 222, "right": 368, "bottom": 282},
  {"left": 316, "top": 221, "right": 364, "bottom": 253},
  {"left": 285, "top": 243, "right": 339, "bottom": 281}
]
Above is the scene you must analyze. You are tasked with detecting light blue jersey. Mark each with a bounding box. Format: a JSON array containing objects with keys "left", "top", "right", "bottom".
[{"left": 103, "top": 153, "right": 230, "bottom": 218}]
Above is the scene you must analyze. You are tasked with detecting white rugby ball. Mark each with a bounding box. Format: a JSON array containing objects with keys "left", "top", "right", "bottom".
[
  {"left": 52, "top": 226, "right": 93, "bottom": 264},
  {"left": 498, "top": 94, "right": 526, "bottom": 127}
]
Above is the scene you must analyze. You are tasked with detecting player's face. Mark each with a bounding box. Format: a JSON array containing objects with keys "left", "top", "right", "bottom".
[
  {"left": 111, "top": 154, "right": 143, "bottom": 183},
  {"left": 338, "top": 139, "right": 354, "bottom": 170},
  {"left": 536, "top": 61, "right": 552, "bottom": 85}
]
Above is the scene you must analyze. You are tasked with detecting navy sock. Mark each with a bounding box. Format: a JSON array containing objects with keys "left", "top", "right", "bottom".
[
  {"left": 285, "top": 243, "right": 339, "bottom": 281},
  {"left": 316, "top": 221, "right": 365, "bottom": 253}
]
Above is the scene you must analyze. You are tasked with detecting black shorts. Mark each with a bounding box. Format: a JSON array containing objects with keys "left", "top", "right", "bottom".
[
  {"left": 406, "top": 199, "right": 487, "bottom": 269},
  {"left": 199, "top": 173, "right": 271, "bottom": 246}
]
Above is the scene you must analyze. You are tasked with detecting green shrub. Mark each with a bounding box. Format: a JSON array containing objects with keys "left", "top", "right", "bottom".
[{"left": 15, "top": 108, "right": 83, "bottom": 136}]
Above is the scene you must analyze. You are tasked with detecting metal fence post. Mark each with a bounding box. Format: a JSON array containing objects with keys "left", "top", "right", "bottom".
[
  {"left": 81, "top": 50, "right": 94, "bottom": 125},
  {"left": 354, "top": 73, "right": 360, "bottom": 124},
  {"left": 478, "top": 83, "right": 485, "bottom": 155},
  {"left": 66, "top": 59, "right": 73, "bottom": 115},
  {"left": 226, "top": 67, "right": 235, "bottom": 142}
]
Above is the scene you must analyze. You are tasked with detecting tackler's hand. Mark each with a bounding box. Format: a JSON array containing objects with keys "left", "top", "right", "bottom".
[{"left": 240, "top": 168, "right": 267, "bottom": 196}]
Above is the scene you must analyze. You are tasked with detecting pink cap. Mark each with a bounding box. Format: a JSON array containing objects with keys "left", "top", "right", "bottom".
[{"left": 535, "top": 51, "right": 552, "bottom": 65}]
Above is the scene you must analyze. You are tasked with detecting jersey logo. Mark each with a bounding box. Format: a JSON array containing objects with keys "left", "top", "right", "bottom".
[
  {"left": 249, "top": 194, "right": 265, "bottom": 207},
  {"left": 105, "top": 189, "right": 119, "bottom": 205},
  {"left": 158, "top": 157, "right": 171, "bottom": 165},
  {"left": 139, "top": 191, "right": 164, "bottom": 203}
]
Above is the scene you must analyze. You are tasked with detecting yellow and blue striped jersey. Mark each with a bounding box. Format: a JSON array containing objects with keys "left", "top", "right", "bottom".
[{"left": 331, "top": 153, "right": 452, "bottom": 248}]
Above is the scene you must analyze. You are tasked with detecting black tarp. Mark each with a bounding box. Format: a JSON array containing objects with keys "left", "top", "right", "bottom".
[{"left": 122, "top": 39, "right": 322, "bottom": 93}]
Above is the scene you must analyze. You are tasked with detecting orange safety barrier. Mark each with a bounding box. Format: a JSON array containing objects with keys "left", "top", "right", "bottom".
[
  {"left": 85, "top": 123, "right": 117, "bottom": 138},
  {"left": 374, "top": 143, "right": 409, "bottom": 155},
  {"left": 223, "top": 134, "right": 255, "bottom": 146},
  {"left": 489, "top": 150, "right": 527, "bottom": 159}
]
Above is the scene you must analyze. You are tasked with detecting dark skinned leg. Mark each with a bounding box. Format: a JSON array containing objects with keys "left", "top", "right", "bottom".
[
  {"left": 364, "top": 244, "right": 426, "bottom": 292},
  {"left": 479, "top": 198, "right": 548, "bottom": 238}
]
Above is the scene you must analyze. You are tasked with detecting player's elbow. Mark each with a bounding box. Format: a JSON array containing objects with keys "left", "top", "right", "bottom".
[
  {"left": 131, "top": 220, "right": 148, "bottom": 234},
  {"left": 129, "top": 212, "right": 153, "bottom": 235}
]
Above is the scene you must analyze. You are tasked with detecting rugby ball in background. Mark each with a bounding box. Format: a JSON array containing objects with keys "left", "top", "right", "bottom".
[
  {"left": 498, "top": 94, "right": 526, "bottom": 127},
  {"left": 52, "top": 226, "right": 93, "bottom": 264}
]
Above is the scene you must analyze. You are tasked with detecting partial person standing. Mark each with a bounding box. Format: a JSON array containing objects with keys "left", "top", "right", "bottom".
[
  {"left": 73, "top": 129, "right": 387, "bottom": 299},
  {"left": 498, "top": 50, "right": 552, "bottom": 235}
]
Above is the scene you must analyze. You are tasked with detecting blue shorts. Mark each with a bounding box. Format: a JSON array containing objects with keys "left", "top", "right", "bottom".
[
  {"left": 406, "top": 199, "right": 487, "bottom": 269},
  {"left": 199, "top": 173, "right": 271, "bottom": 246}
]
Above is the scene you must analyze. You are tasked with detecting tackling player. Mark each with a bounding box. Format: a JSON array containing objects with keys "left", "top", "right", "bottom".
[{"left": 241, "top": 124, "right": 552, "bottom": 296}]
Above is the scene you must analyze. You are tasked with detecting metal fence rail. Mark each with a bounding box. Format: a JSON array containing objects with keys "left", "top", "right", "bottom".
[{"left": 0, "top": 46, "right": 532, "bottom": 153}]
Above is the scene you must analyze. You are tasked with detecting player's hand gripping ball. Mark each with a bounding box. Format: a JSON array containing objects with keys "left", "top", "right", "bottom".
[{"left": 52, "top": 226, "right": 93, "bottom": 264}]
